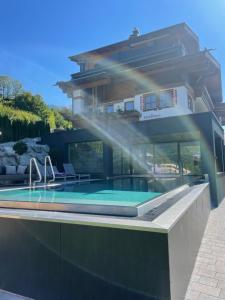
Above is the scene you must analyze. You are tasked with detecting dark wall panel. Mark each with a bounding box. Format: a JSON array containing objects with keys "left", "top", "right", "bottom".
[
  {"left": 61, "top": 224, "right": 170, "bottom": 300},
  {"left": 0, "top": 219, "right": 61, "bottom": 300}
]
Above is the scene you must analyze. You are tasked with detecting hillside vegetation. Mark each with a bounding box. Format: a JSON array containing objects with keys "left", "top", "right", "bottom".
[{"left": 0, "top": 75, "right": 72, "bottom": 130}]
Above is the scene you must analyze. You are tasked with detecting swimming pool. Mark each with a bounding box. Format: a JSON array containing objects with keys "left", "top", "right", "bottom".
[{"left": 0, "top": 177, "right": 180, "bottom": 216}]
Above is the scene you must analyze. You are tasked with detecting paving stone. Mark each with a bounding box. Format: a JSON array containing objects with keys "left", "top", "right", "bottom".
[
  {"left": 198, "top": 276, "right": 219, "bottom": 288},
  {"left": 218, "top": 280, "right": 225, "bottom": 289},
  {"left": 185, "top": 199, "right": 225, "bottom": 300},
  {"left": 219, "top": 289, "right": 225, "bottom": 299},
  {"left": 191, "top": 282, "right": 220, "bottom": 297},
  {"left": 185, "top": 289, "right": 200, "bottom": 300},
  {"left": 198, "top": 293, "right": 223, "bottom": 300},
  {"left": 216, "top": 273, "right": 225, "bottom": 281}
]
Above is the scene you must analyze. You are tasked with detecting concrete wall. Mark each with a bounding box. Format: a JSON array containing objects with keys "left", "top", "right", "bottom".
[{"left": 168, "top": 184, "right": 210, "bottom": 299}]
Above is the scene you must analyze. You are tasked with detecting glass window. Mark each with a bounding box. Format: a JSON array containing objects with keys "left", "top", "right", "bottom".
[
  {"left": 125, "top": 101, "right": 134, "bottom": 111},
  {"left": 105, "top": 104, "right": 114, "bottom": 113},
  {"left": 159, "top": 90, "right": 173, "bottom": 108},
  {"left": 132, "top": 143, "right": 154, "bottom": 174},
  {"left": 180, "top": 141, "right": 201, "bottom": 175},
  {"left": 154, "top": 143, "right": 179, "bottom": 174},
  {"left": 188, "top": 95, "right": 193, "bottom": 112},
  {"left": 113, "top": 146, "right": 131, "bottom": 175},
  {"left": 68, "top": 141, "right": 103, "bottom": 174},
  {"left": 80, "top": 63, "right": 85, "bottom": 72},
  {"left": 144, "top": 94, "right": 157, "bottom": 110}
]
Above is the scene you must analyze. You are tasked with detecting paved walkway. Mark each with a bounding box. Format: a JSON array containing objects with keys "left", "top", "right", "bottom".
[{"left": 185, "top": 198, "right": 225, "bottom": 300}]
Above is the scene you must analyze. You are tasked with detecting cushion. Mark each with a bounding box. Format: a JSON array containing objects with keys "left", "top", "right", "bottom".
[
  {"left": 5, "top": 165, "right": 17, "bottom": 175},
  {"left": 17, "top": 165, "right": 27, "bottom": 175}
]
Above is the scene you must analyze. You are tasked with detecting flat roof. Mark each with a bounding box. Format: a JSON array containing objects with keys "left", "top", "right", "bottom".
[{"left": 69, "top": 23, "right": 199, "bottom": 62}]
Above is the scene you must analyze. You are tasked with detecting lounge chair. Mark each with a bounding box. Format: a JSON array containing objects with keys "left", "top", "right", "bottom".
[
  {"left": 63, "top": 163, "right": 91, "bottom": 181},
  {"left": 0, "top": 165, "right": 34, "bottom": 185},
  {"left": 52, "top": 166, "right": 76, "bottom": 181}
]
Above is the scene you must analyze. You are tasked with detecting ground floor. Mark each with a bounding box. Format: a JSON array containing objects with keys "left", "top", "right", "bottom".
[{"left": 42, "top": 112, "right": 225, "bottom": 207}]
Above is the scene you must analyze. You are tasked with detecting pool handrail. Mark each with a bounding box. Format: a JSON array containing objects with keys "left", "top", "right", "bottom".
[
  {"left": 44, "top": 156, "right": 55, "bottom": 184},
  {"left": 29, "top": 158, "right": 42, "bottom": 187}
]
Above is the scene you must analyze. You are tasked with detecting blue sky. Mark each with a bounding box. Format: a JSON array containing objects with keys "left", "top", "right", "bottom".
[{"left": 0, "top": 0, "right": 225, "bottom": 107}]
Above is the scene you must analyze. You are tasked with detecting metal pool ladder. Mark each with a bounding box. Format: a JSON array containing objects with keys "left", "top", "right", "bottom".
[
  {"left": 44, "top": 155, "right": 55, "bottom": 184},
  {"left": 29, "top": 158, "right": 42, "bottom": 188}
]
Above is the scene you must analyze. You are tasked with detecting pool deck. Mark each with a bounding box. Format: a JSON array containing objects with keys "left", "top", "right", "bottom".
[{"left": 185, "top": 198, "right": 225, "bottom": 300}]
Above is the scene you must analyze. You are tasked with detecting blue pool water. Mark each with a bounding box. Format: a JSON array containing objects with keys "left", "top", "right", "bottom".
[{"left": 0, "top": 178, "right": 162, "bottom": 207}]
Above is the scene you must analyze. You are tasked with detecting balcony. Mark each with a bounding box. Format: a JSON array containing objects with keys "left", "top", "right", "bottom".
[{"left": 73, "top": 110, "right": 141, "bottom": 128}]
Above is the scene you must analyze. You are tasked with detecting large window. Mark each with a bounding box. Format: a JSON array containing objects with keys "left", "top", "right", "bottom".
[
  {"left": 180, "top": 141, "right": 201, "bottom": 175},
  {"left": 125, "top": 101, "right": 134, "bottom": 111},
  {"left": 159, "top": 90, "right": 174, "bottom": 108},
  {"left": 154, "top": 143, "right": 179, "bottom": 174},
  {"left": 68, "top": 141, "right": 103, "bottom": 174},
  {"left": 113, "top": 147, "right": 130, "bottom": 175},
  {"left": 132, "top": 144, "right": 154, "bottom": 174},
  {"left": 144, "top": 94, "right": 157, "bottom": 110},
  {"left": 143, "top": 89, "right": 175, "bottom": 111},
  {"left": 113, "top": 141, "right": 202, "bottom": 176}
]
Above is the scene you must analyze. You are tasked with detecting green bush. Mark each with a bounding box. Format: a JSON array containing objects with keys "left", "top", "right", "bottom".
[
  {"left": 0, "top": 103, "right": 40, "bottom": 123},
  {"left": 13, "top": 141, "right": 28, "bottom": 155}
]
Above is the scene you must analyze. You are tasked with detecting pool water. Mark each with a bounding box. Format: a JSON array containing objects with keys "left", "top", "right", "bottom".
[{"left": 0, "top": 178, "right": 162, "bottom": 207}]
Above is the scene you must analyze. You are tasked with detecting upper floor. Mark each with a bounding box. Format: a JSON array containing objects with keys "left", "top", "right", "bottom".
[{"left": 57, "top": 23, "right": 223, "bottom": 124}]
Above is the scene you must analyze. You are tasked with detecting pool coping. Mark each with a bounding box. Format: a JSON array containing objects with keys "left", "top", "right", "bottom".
[{"left": 0, "top": 183, "right": 208, "bottom": 234}]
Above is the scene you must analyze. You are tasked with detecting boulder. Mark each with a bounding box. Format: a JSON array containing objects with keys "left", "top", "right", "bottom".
[{"left": 0, "top": 138, "right": 49, "bottom": 168}]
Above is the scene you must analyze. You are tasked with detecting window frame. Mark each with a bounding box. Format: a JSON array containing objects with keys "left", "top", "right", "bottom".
[
  {"left": 143, "top": 89, "right": 176, "bottom": 111},
  {"left": 143, "top": 93, "right": 158, "bottom": 111}
]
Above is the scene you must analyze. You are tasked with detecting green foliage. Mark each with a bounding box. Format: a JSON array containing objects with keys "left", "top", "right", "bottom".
[
  {"left": 0, "top": 103, "right": 40, "bottom": 123},
  {"left": 13, "top": 141, "right": 28, "bottom": 155},
  {"left": 1, "top": 75, "right": 72, "bottom": 130},
  {"left": 53, "top": 109, "right": 72, "bottom": 129},
  {"left": 11, "top": 92, "right": 49, "bottom": 118},
  {"left": 11, "top": 92, "right": 72, "bottom": 129}
]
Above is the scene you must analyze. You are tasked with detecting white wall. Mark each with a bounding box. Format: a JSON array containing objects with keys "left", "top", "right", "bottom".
[
  {"left": 72, "top": 86, "right": 194, "bottom": 120},
  {"left": 72, "top": 90, "right": 85, "bottom": 114},
  {"left": 139, "top": 86, "right": 192, "bottom": 121}
]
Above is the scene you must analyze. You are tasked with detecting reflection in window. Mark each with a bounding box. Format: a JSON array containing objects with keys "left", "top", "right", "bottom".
[
  {"left": 180, "top": 141, "right": 201, "bottom": 175},
  {"left": 144, "top": 94, "right": 157, "bottom": 110},
  {"left": 160, "top": 90, "right": 173, "bottom": 108},
  {"left": 113, "top": 147, "right": 130, "bottom": 175},
  {"left": 105, "top": 104, "right": 114, "bottom": 113},
  {"left": 68, "top": 141, "right": 103, "bottom": 174},
  {"left": 125, "top": 101, "right": 134, "bottom": 111},
  {"left": 154, "top": 143, "right": 179, "bottom": 174},
  {"left": 143, "top": 89, "right": 175, "bottom": 111},
  {"left": 132, "top": 144, "right": 154, "bottom": 174}
]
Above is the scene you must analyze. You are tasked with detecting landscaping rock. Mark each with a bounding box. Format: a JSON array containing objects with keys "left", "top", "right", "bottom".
[{"left": 0, "top": 138, "right": 49, "bottom": 168}]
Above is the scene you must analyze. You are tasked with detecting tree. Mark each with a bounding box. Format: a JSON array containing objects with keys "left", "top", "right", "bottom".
[
  {"left": 0, "top": 75, "right": 72, "bottom": 130},
  {"left": 0, "top": 76, "right": 23, "bottom": 100}
]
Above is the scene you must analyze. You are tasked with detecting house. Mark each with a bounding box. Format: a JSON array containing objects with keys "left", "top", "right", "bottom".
[{"left": 43, "top": 23, "right": 225, "bottom": 206}]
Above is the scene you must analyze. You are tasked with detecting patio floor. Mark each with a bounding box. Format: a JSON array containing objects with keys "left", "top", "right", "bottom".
[{"left": 185, "top": 198, "right": 225, "bottom": 300}]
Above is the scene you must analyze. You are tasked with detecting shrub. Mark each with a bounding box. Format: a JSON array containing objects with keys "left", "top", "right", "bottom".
[{"left": 13, "top": 141, "right": 28, "bottom": 155}]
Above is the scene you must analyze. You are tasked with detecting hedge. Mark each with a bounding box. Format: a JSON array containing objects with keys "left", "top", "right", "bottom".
[{"left": 0, "top": 104, "right": 50, "bottom": 142}]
